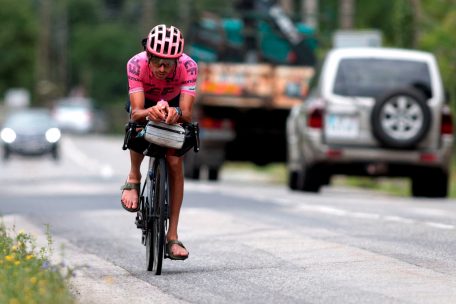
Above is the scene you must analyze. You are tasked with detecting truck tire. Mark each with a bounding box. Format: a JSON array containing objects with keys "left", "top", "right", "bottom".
[
  {"left": 288, "top": 171, "right": 300, "bottom": 190},
  {"left": 371, "top": 87, "right": 431, "bottom": 149},
  {"left": 411, "top": 168, "right": 448, "bottom": 198},
  {"left": 184, "top": 153, "right": 200, "bottom": 180},
  {"left": 208, "top": 168, "right": 219, "bottom": 181},
  {"left": 185, "top": 166, "right": 200, "bottom": 180}
]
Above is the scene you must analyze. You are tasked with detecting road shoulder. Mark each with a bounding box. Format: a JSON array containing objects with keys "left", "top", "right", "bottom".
[{"left": 2, "top": 214, "right": 188, "bottom": 304}]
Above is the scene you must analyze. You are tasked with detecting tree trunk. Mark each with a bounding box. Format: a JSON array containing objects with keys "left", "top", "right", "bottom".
[
  {"left": 302, "top": 0, "right": 319, "bottom": 30},
  {"left": 409, "top": 0, "right": 422, "bottom": 48},
  {"left": 141, "top": 0, "right": 156, "bottom": 34},
  {"left": 280, "top": 0, "right": 293, "bottom": 15},
  {"left": 36, "top": 0, "right": 52, "bottom": 102},
  {"left": 339, "top": 0, "right": 355, "bottom": 29}
]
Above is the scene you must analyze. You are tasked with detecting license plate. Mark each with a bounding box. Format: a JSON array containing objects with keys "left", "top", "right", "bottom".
[{"left": 325, "top": 114, "right": 359, "bottom": 138}]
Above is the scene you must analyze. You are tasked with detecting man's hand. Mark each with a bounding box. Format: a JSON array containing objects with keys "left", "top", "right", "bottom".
[{"left": 146, "top": 100, "right": 168, "bottom": 122}]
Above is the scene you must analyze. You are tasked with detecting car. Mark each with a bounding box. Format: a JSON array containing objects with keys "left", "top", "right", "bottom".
[
  {"left": 286, "top": 47, "right": 454, "bottom": 198},
  {"left": 52, "top": 97, "right": 105, "bottom": 134},
  {"left": 1, "top": 108, "right": 61, "bottom": 161}
]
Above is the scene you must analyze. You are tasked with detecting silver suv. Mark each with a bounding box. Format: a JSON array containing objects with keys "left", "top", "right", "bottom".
[{"left": 286, "top": 47, "right": 454, "bottom": 197}]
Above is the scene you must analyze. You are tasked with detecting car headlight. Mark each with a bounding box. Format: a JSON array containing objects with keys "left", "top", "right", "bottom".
[
  {"left": 45, "top": 128, "right": 61, "bottom": 143},
  {"left": 1, "top": 128, "right": 16, "bottom": 143}
]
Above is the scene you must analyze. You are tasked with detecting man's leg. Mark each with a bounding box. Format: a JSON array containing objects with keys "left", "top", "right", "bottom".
[
  {"left": 121, "top": 150, "right": 144, "bottom": 210},
  {"left": 166, "top": 155, "right": 188, "bottom": 257}
]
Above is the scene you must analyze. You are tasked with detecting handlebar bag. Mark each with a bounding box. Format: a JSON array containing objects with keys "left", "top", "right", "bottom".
[{"left": 144, "top": 121, "right": 185, "bottom": 149}]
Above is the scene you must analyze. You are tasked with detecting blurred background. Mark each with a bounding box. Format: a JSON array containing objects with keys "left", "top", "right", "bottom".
[
  {"left": 1, "top": 0, "right": 456, "bottom": 195},
  {"left": 1, "top": 0, "right": 455, "bottom": 128}
]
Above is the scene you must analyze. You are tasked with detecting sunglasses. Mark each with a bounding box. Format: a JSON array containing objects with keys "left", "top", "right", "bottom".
[{"left": 148, "top": 55, "right": 176, "bottom": 68}]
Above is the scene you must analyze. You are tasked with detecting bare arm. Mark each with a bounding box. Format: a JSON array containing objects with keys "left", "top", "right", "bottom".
[
  {"left": 176, "top": 93, "right": 195, "bottom": 123},
  {"left": 129, "top": 91, "right": 148, "bottom": 122}
]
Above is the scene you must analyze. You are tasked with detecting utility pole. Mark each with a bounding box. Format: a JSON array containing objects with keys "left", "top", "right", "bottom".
[
  {"left": 55, "top": 0, "right": 68, "bottom": 96},
  {"left": 279, "top": 0, "right": 293, "bottom": 15},
  {"left": 179, "top": 0, "right": 191, "bottom": 32},
  {"left": 302, "top": 0, "right": 318, "bottom": 30},
  {"left": 410, "top": 0, "right": 422, "bottom": 48},
  {"left": 339, "top": 0, "right": 355, "bottom": 29},
  {"left": 141, "top": 0, "right": 156, "bottom": 34},
  {"left": 36, "top": 0, "right": 52, "bottom": 103}
]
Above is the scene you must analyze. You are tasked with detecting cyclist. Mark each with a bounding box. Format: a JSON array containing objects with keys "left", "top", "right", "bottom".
[{"left": 121, "top": 24, "right": 198, "bottom": 260}]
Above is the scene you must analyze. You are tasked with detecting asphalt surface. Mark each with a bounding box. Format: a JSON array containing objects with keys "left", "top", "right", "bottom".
[{"left": 1, "top": 135, "right": 456, "bottom": 304}]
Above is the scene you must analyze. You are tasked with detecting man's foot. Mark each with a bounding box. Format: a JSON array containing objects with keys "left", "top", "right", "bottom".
[
  {"left": 120, "top": 181, "right": 140, "bottom": 212},
  {"left": 166, "top": 240, "right": 189, "bottom": 260}
]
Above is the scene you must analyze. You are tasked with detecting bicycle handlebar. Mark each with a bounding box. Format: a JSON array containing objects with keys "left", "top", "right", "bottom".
[{"left": 122, "top": 121, "right": 200, "bottom": 153}]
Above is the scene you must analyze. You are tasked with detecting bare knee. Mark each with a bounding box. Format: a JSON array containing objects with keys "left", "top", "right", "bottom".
[{"left": 167, "top": 156, "right": 183, "bottom": 176}]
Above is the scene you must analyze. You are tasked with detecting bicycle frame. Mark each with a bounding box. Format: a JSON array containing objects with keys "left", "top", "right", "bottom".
[
  {"left": 136, "top": 145, "right": 170, "bottom": 275},
  {"left": 126, "top": 120, "right": 199, "bottom": 274}
]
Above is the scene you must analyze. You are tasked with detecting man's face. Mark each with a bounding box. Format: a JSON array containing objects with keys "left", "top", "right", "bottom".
[{"left": 149, "top": 55, "right": 176, "bottom": 79}]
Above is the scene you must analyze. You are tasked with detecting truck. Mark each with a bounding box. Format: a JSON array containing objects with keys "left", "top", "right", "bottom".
[{"left": 184, "top": 0, "right": 317, "bottom": 180}]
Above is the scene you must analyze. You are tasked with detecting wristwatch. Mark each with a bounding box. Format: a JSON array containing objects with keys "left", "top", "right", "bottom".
[{"left": 174, "top": 107, "right": 182, "bottom": 117}]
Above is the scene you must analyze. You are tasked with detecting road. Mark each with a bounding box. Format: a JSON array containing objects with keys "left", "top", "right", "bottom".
[{"left": 1, "top": 134, "right": 456, "bottom": 304}]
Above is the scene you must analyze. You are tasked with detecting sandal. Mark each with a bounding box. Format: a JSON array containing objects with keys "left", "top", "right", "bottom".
[
  {"left": 166, "top": 240, "right": 189, "bottom": 260},
  {"left": 120, "top": 182, "right": 140, "bottom": 212}
]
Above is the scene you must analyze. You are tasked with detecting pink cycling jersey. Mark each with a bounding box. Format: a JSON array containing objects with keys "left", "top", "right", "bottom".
[{"left": 127, "top": 52, "right": 198, "bottom": 102}]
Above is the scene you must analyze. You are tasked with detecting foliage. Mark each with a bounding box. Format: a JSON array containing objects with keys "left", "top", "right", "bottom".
[
  {"left": 0, "top": 0, "right": 37, "bottom": 96},
  {"left": 419, "top": 1, "right": 456, "bottom": 102},
  {"left": 71, "top": 23, "right": 138, "bottom": 105},
  {"left": 0, "top": 1, "right": 456, "bottom": 116},
  {"left": 0, "top": 223, "right": 75, "bottom": 304}
]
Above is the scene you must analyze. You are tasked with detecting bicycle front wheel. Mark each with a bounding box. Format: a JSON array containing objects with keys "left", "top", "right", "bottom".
[{"left": 146, "top": 157, "right": 168, "bottom": 275}]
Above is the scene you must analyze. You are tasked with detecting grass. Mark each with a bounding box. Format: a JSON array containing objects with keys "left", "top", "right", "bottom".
[
  {"left": 0, "top": 222, "right": 75, "bottom": 304},
  {"left": 224, "top": 160, "right": 456, "bottom": 198}
]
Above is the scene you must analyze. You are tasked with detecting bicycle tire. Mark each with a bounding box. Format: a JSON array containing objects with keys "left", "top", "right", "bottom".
[
  {"left": 145, "top": 161, "right": 154, "bottom": 271},
  {"left": 148, "top": 157, "right": 168, "bottom": 275}
]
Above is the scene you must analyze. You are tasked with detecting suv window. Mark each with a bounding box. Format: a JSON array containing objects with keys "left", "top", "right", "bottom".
[{"left": 333, "top": 58, "right": 432, "bottom": 98}]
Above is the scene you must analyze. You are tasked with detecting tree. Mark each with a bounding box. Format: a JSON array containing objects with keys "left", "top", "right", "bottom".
[
  {"left": 419, "top": 1, "right": 456, "bottom": 101},
  {"left": 0, "top": 0, "right": 37, "bottom": 99}
]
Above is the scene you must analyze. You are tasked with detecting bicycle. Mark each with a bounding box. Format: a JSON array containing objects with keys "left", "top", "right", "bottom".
[{"left": 123, "top": 121, "right": 199, "bottom": 275}]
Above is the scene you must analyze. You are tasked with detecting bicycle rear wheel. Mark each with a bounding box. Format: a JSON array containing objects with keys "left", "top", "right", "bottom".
[{"left": 146, "top": 157, "right": 168, "bottom": 275}]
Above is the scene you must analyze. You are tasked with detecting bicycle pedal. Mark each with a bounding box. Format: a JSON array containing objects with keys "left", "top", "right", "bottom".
[{"left": 135, "top": 216, "right": 145, "bottom": 229}]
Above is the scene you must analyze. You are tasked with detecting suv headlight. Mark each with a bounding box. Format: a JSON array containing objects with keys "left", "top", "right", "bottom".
[
  {"left": 45, "top": 128, "right": 61, "bottom": 143},
  {"left": 1, "top": 128, "right": 16, "bottom": 143}
]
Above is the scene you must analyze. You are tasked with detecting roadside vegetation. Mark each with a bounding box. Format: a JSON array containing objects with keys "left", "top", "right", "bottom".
[
  {"left": 226, "top": 157, "right": 456, "bottom": 198},
  {"left": 0, "top": 222, "right": 75, "bottom": 304}
]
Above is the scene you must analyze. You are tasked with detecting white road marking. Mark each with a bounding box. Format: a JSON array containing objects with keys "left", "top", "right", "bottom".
[
  {"left": 424, "top": 222, "right": 455, "bottom": 230},
  {"left": 186, "top": 182, "right": 455, "bottom": 231},
  {"left": 63, "top": 137, "right": 114, "bottom": 179},
  {"left": 383, "top": 216, "right": 416, "bottom": 225}
]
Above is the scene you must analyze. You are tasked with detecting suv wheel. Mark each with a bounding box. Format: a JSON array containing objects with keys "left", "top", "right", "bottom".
[
  {"left": 371, "top": 88, "right": 431, "bottom": 149},
  {"left": 289, "top": 164, "right": 325, "bottom": 193}
]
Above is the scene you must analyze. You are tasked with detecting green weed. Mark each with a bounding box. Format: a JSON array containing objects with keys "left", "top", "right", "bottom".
[{"left": 0, "top": 222, "right": 75, "bottom": 304}]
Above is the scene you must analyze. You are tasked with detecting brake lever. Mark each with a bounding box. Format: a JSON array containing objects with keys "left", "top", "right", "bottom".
[{"left": 193, "top": 122, "right": 200, "bottom": 153}]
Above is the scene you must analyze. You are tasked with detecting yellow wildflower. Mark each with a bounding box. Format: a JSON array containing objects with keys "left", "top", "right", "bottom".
[
  {"left": 11, "top": 245, "right": 17, "bottom": 251},
  {"left": 30, "top": 277, "right": 37, "bottom": 284},
  {"left": 5, "top": 255, "right": 14, "bottom": 262},
  {"left": 14, "top": 261, "right": 20, "bottom": 266},
  {"left": 26, "top": 254, "right": 34, "bottom": 260}
]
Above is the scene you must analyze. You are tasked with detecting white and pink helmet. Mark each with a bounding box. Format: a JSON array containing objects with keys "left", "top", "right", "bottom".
[{"left": 146, "top": 24, "right": 184, "bottom": 59}]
